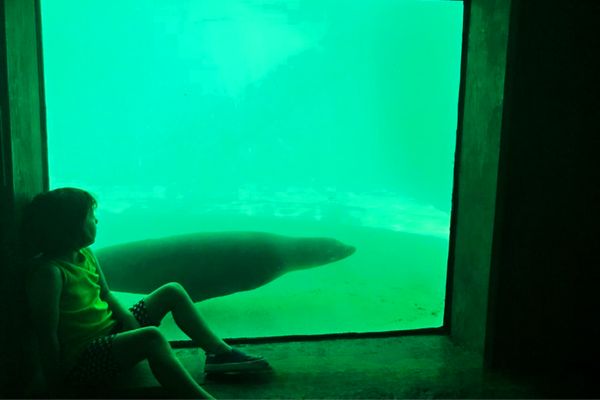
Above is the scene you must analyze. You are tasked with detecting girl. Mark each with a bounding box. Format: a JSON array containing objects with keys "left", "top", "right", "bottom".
[{"left": 22, "top": 187, "right": 270, "bottom": 398}]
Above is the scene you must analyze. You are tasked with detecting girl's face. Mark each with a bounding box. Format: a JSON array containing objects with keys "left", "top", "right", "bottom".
[{"left": 80, "top": 207, "right": 98, "bottom": 247}]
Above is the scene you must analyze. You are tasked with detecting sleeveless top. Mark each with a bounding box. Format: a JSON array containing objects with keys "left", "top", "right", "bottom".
[{"left": 49, "top": 247, "right": 118, "bottom": 373}]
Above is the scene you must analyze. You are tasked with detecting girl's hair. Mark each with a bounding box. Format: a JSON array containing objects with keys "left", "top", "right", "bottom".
[{"left": 20, "top": 187, "right": 97, "bottom": 258}]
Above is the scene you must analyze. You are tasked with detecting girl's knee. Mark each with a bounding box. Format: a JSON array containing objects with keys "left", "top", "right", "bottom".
[
  {"left": 113, "top": 327, "right": 170, "bottom": 365},
  {"left": 160, "top": 282, "right": 188, "bottom": 302},
  {"left": 138, "top": 326, "right": 168, "bottom": 349}
]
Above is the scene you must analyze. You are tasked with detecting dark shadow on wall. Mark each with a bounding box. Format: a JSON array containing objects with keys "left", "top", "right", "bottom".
[{"left": 486, "top": 0, "right": 600, "bottom": 390}]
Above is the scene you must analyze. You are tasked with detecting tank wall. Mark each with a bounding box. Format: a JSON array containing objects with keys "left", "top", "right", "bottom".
[{"left": 40, "top": 0, "right": 463, "bottom": 339}]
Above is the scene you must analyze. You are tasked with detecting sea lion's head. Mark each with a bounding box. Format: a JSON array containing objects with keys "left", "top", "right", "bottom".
[{"left": 283, "top": 237, "right": 356, "bottom": 270}]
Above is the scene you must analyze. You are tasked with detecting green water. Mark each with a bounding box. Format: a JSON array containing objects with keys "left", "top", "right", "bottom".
[{"left": 40, "top": 0, "right": 463, "bottom": 340}]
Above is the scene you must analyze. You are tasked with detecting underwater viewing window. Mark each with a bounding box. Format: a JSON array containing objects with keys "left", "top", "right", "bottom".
[{"left": 40, "top": 0, "right": 464, "bottom": 340}]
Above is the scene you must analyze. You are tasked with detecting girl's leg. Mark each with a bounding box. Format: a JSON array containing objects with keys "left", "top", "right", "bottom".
[
  {"left": 140, "top": 282, "right": 231, "bottom": 354},
  {"left": 111, "top": 327, "right": 214, "bottom": 399}
]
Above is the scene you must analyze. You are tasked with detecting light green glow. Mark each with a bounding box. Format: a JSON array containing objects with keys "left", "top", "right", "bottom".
[{"left": 41, "top": 0, "right": 463, "bottom": 339}]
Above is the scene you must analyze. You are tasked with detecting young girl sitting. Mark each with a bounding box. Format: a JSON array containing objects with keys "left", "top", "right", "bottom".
[{"left": 22, "top": 187, "right": 270, "bottom": 398}]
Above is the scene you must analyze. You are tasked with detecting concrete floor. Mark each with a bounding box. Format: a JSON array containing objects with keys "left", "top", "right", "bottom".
[{"left": 59, "top": 334, "right": 556, "bottom": 399}]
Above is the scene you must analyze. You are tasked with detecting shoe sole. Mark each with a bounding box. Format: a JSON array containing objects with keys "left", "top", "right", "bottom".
[{"left": 205, "top": 359, "right": 271, "bottom": 373}]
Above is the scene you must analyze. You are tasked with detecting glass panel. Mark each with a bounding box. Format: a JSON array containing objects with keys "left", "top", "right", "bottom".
[{"left": 41, "top": 0, "right": 463, "bottom": 339}]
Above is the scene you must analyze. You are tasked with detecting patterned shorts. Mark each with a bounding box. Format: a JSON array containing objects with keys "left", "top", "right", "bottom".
[{"left": 64, "top": 298, "right": 155, "bottom": 388}]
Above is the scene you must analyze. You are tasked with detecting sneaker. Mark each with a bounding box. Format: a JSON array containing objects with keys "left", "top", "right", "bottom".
[{"left": 204, "top": 348, "right": 271, "bottom": 373}]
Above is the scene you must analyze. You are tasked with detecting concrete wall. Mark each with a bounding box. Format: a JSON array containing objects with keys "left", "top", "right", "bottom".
[
  {"left": 448, "top": 0, "right": 512, "bottom": 357},
  {"left": 451, "top": 1, "right": 600, "bottom": 389},
  {"left": 0, "top": 0, "right": 46, "bottom": 395}
]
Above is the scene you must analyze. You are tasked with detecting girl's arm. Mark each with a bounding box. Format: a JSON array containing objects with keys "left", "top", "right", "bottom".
[
  {"left": 27, "top": 264, "right": 63, "bottom": 393},
  {"left": 90, "top": 249, "right": 140, "bottom": 330}
]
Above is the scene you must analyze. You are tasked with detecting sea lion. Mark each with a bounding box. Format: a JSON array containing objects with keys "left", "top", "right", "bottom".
[{"left": 95, "top": 231, "right": 356, "bottom": 302}]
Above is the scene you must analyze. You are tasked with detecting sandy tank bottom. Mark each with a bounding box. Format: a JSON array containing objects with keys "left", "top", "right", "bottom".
[{"left": 102, "top": 211, "right": 449, "bottom": 341}]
